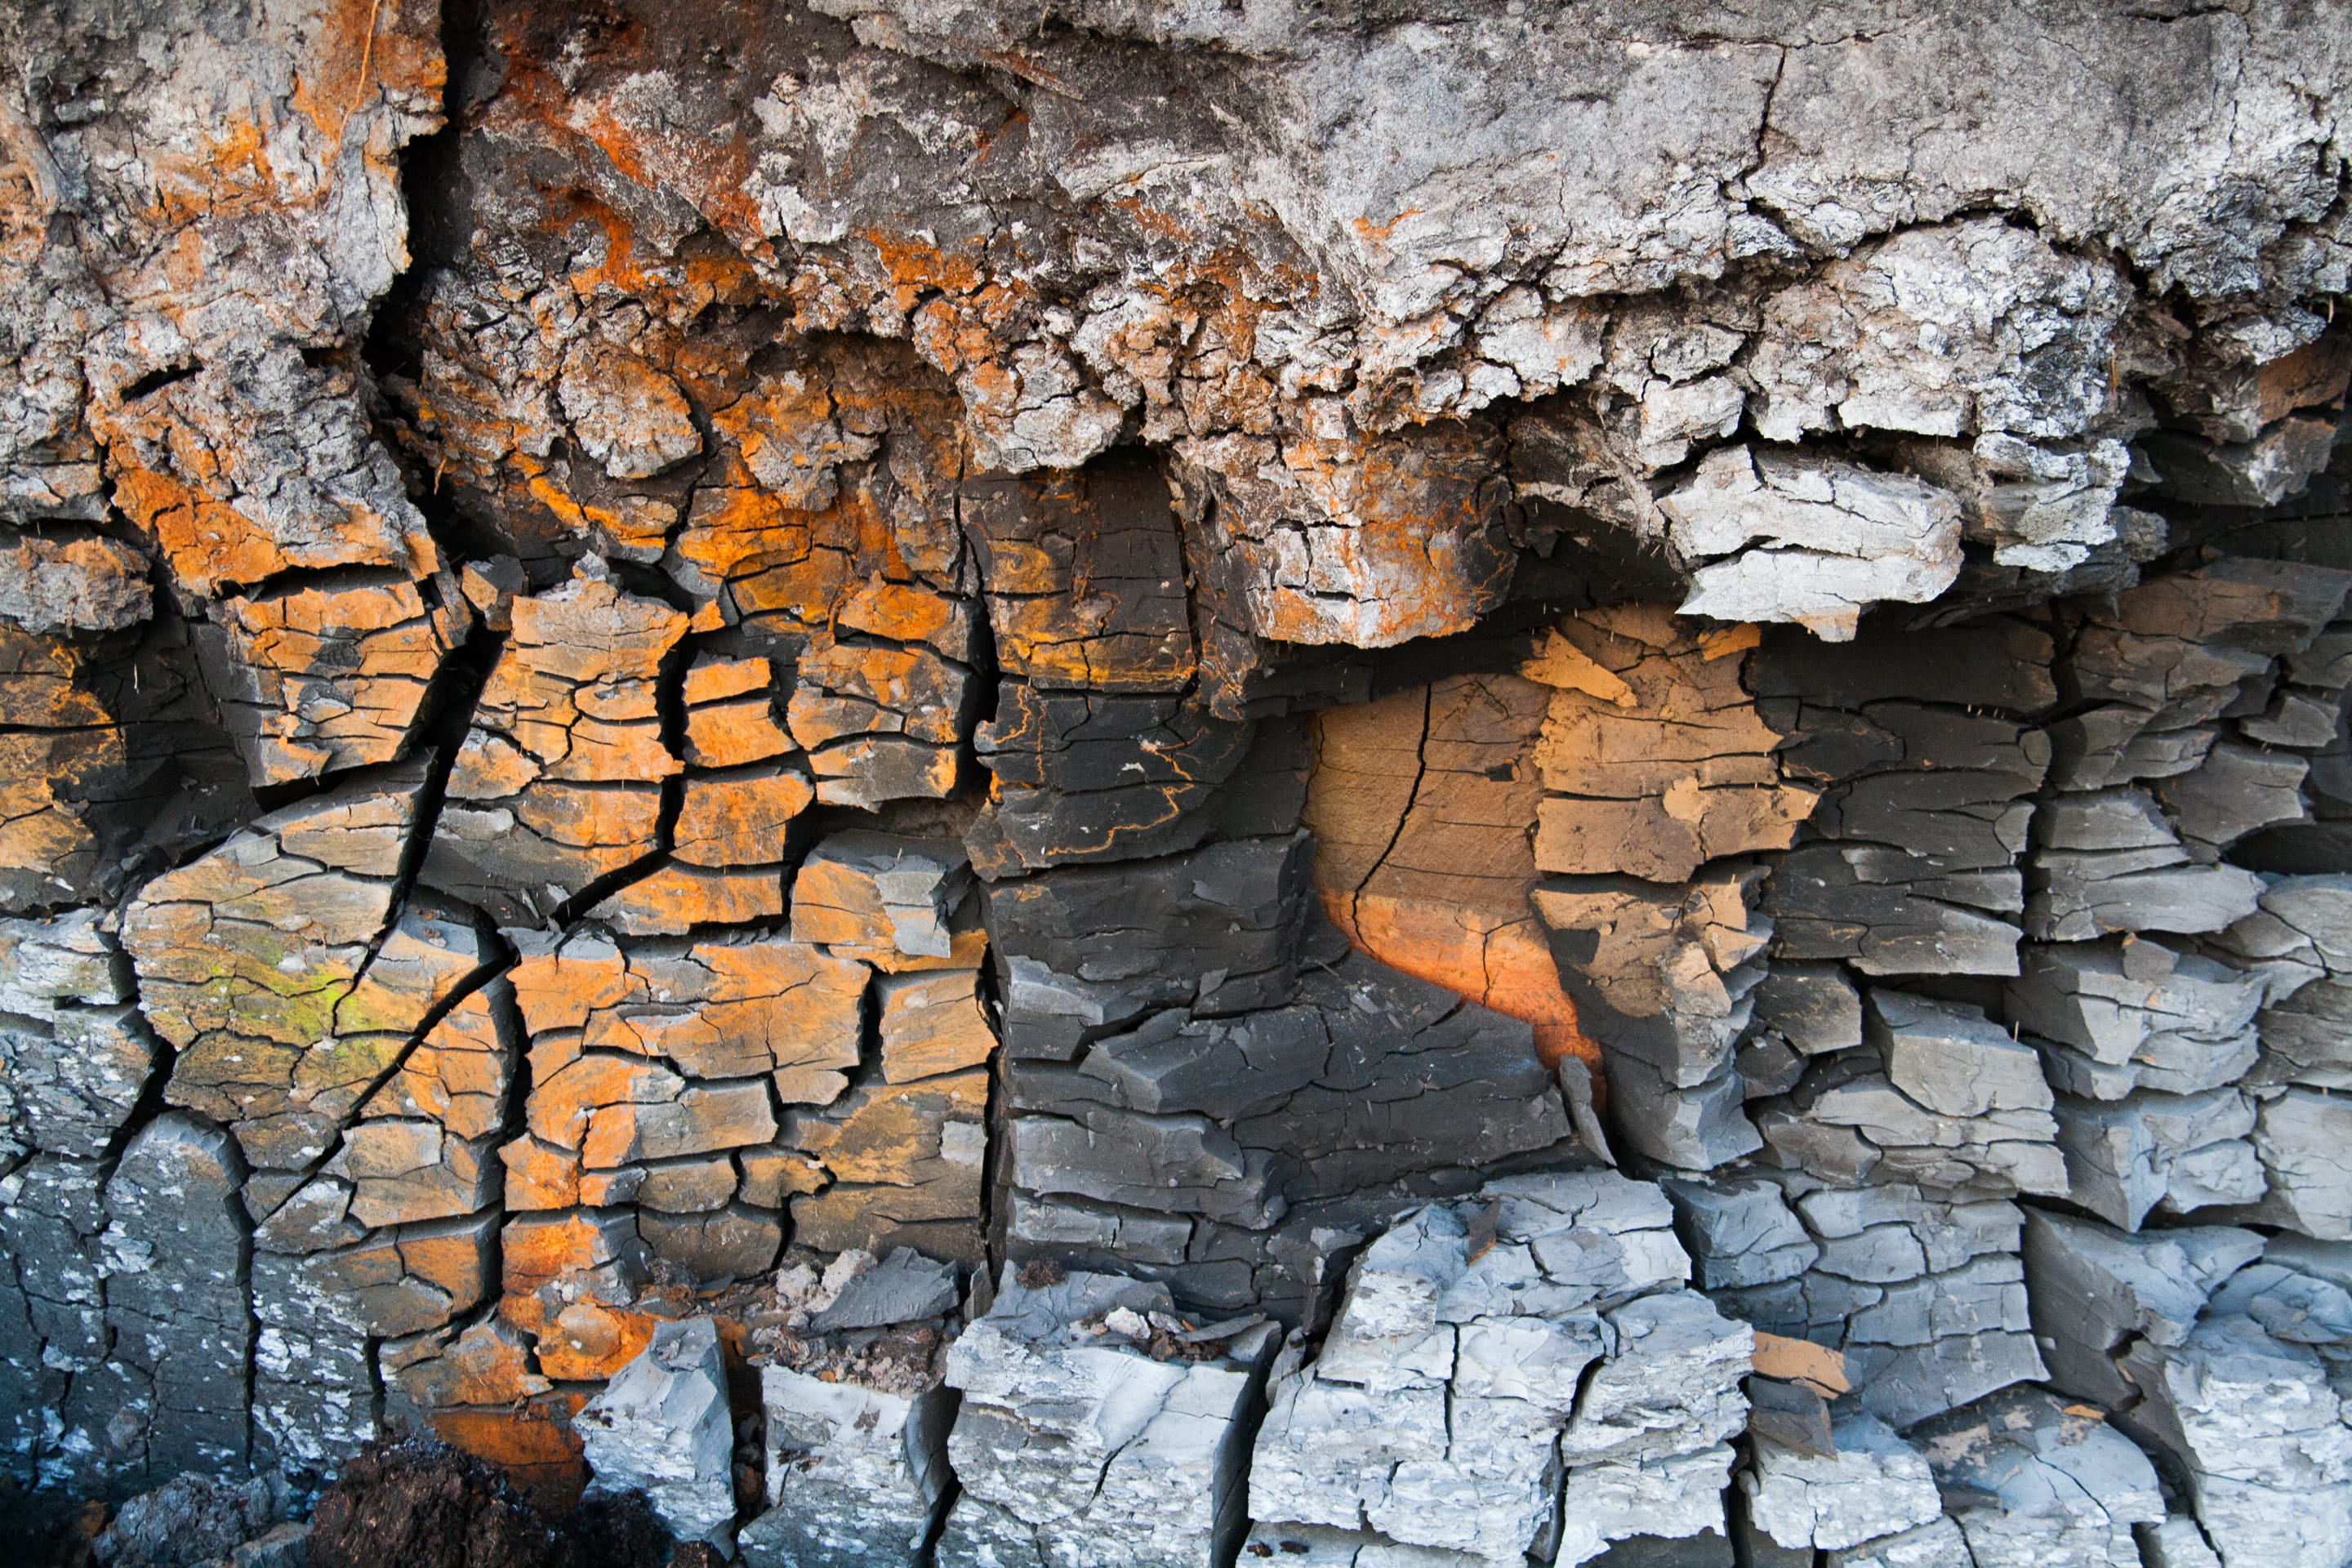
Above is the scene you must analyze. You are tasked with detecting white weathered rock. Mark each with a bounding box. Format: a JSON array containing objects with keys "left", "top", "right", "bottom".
[
  {"left": 1560, "top": 1290, "right": 1752, "bottom": 1465},
  {"left": 1663, "top": 446, "right": 1962, "bottom": 639},
  {"left": 1742, "top": 1414, "right": 1942, "bottom": 1552},
  {"left": 2121, "top": 1314, "right": 2352, "bottom": 1568},
  {"left": 1549, "top": 1443, "right": 1735, "bottom": 1566},
  {"left": 745, "top": 1368, "right": 956, "bottom": 1568},
  {"left": 577, "top": 1316, "right": 737, "bottom": 1548},
  {"left": 942, "top": 1267, "right": 1273, "bottom": 1568}
]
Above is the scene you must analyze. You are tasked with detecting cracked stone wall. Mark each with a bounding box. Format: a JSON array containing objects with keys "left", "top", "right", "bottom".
[{"left": 6, "top": 0, "right": 2352, "bottom": 1563}]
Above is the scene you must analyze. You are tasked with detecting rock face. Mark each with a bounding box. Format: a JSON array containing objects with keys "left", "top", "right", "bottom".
[{"left": 2, "top": 0, "right": 2352, "bottom": 1557}]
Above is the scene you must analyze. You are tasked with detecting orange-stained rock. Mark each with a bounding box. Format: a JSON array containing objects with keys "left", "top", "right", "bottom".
[
  {"left": 583, "top": 1081, "right": 777, "bottom": 1169},
  {"left": 532, "top": 1298, "right": 660, "bottom": 1383},
  {"left": 385, "top": 1318, "right": 552, "bottom": 1409},
  {"left": 587, "top": 862, "right": 785, "bottom": 935},
  {"left": 785, "top": 1068, "right": 987, "bottom": 1264},
  {"left": 805, "top": 735, "right": 960, "bottom": 808},
  {"left": 1526, "top": 606, "right": 1818, "bottom": 883},
  {"left": 325, "top": 1119, "right": 500, "bottom": 1227},
  {"left": 363, "top": 983, "right": 517, "bottom": 1142},
  {"left": 876, "top": 969, "right": 998, "bottom": 1083},
  {"left": 709, "top": 367, "right": 877, "bottom": 510},
  {"left": 100, "top": 360, "right": 444, "bottom": 600},
  {"left": 685, "top": 693, "right": 795, "bottom": 768},
  {"left": 1306, "top": 673, "right": 1594, "bottom": 1068},
  {"left": 526, "top": 1054, "right": 685, "bottom": 1155},
  {"left": 789, "top": 832, "right": 973, "bottom": 961},
  {"left": 961, "top": 452, "right": 1196, "bottom": 693},
  {"left": 671, "top": 769, "right": 814, "bottom": 866},
  {"left": 200, "top": 573, "right": 470, "bottom": 786},
  {"left": 425, "top": 562, "right": 685, "bottom": 923},
  {"left": 430, "top": 1401, "right": 590, "bottom": 1512},
  {"left": 511, "top": 929, "right": 867, "bottom": 1110},
  {"left": 122, "top": 764, "right": 466, "bottom": 1174},
  {"left": 500, "top": 1209, "right": 652, "bottom": 1354},
  {"left": 498, "top": 1135, "right": 581, "bottom": 1211},
  {"left": 787, "top": 641, "right": 975, "bottom": 747},
  {"left": 838, "top": 577, "right": 979, "bottom": 661},
  {"left": 396, "top": 1214, "right": 500, "bottom": 1310},
  {"left": 684, "top": 652, "right": 793, "bottom": 769}
]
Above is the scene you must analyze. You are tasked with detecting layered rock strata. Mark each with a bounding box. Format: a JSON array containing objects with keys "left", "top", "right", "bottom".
[{"left": 2, "top": 0, "right": 2352, "bottom": 1561}]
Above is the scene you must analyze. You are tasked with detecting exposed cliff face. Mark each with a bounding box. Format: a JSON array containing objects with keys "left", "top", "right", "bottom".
[{"left": 4, "top": 0, "right": 2352, "bottom": 1561}]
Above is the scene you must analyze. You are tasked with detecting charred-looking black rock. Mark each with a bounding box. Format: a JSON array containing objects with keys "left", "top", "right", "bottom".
[{"left": 3, "top": 0, "right": 2352, "bottom": 1562}]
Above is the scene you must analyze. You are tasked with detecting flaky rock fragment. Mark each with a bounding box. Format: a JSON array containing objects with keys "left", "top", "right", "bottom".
[
  {"left": 577, "top": 1316, "right": 737, "bottom": 1548},
  {"left": 0, "top": 534, "right": 149, "bottom": 636},
  {"left": 1663, "top": 448, "right": 1962, "bottom": 639}
]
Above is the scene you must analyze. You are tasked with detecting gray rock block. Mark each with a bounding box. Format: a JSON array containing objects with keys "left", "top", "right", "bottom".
[
  {"left": 2054, "top": 1088, "right": 2263, "bottom": 1229},
  {"left": 1797, "top": 1186, "right": 2023, "bottom": 1278},
  {"left": 1561, "top": 1293, "right": 1752, "bottom": 1465},
  {"left": 747, "top": 1370, "right": 956, "bottom": 1568},
  {"left": 1659, "top": 1176, "right": 1818, "bottom": 1290},
  {"left": 1749, "top": 963, "right": 1863, "bottom": 1054},
  {"left": 2008, "top": 938, "right": 2265, "bottom": 1099},
  {"left": 2235, "top": 1087, "right": 2352, "bottom": 1239},
  {"left": 100, "top": 1113, "right": 251, "bottom": 1485},
  {"left": 1844, "top": 1328, "right": 2048, "bottom": 1431},
  {"left": 945, "top": 1266, "right": 1271, "bottom": 1568},
  {"left": 1866, "top": 990, "right": 2053, "bottom": 1117},
  {"left": 2020, "top": 1207, "right": 2262, "bottom": 1406},
  {"left": 577, "top": 1316, "right": 737, "bottom": 1548}
]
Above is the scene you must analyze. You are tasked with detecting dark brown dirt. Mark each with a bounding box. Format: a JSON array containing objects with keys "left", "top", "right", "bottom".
[{"left": 307, "top": 1440, "right": 672, "bottom": 1568}]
